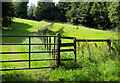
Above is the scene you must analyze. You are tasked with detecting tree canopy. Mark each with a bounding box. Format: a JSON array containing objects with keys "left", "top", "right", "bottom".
[
  {"left": 13, "top": 1, "right": 28, "bottom": 18},
  {"left": 27, "top": 3, "right": 35, "bottom": 20},
  {"left": 2, "top": 2, "right": 14, "bottom": 27},
  {"left": 33, "top": 2, "right": 55, "bottom": 21},
  {"left": 108, "top": 2, "right": 120, "bottom": 29},
  {"left": 2, "top": 1, "right": 120, "bottom": 30}
]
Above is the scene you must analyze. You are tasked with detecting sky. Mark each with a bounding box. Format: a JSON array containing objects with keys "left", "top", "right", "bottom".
[{"left": 27, "top": 0, "right": 59, "bottom": 6}]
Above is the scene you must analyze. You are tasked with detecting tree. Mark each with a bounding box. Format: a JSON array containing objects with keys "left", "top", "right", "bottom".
[
  {"left": 57, "top": 2, "right": 116, "bottom": 30},
  {"left": 77, "top": 2, "right": 93, "bottom": 26},
  {"left": 108, "top": 2, "right": 120, "bottom": 29},
  {"left": 57, "top": 2, "right": 71, "bottom": 22},
  {"left": 33, "top": 2, "right": 56, "bottom": 21},
  {"left": 65, "top": 2, "right": 93, "bottom": 25},
  {"left": 89, "top": 2, "right": 112, "bottom": 30},
  {"left": 2, "top": 2, "right": 14, "bottom": 27},
  {"left": 27, "top": 3, "right": 35, "bottom": 20},
  {"left": 13, "top": 1, "right": 28, "bottom": 18},
  {"left": 65, "top": 2, "right": 79, "bottom": 24}
]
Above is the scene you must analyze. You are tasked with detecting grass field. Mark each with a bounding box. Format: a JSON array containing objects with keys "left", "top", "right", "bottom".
[{"left": 1, "top": 18, "right": 119, "bottom": 82}]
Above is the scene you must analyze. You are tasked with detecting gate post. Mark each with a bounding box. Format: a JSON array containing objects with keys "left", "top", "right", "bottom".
[
  {"left": 44, "top": 30, "right": 46, "bottom": 49},
  {"left": 57, "top": 33, "right": 61, "bottom": 67},
  {"left": 74, "top": 37, "right": 76, "bottom": 62},
  {"left": 47, "top": 37, "right": 48, "bottom": 51},
  {"left": 29, "top": 36, "right": 31, "bottom": 68},
  {"left": 53, "top": 37, "right": 56, "bottom": 59},
  {"left": 49, "top": 37, "right": 51, "bottom": 56},
  {"left": 107, "top": 40, "right": 111, "bottom": 52}
]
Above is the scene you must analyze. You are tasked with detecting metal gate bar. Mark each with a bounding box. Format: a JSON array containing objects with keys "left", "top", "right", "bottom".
[
  {"left": 0, "top": 66, "right": 55, "bottom": 71},
  {"left": 0, "top": 35, "right": 58, "bottom": 71}
]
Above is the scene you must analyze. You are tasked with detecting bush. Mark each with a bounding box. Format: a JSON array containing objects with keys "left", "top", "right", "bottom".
[{"left": 111, "top": 39, "right": 120, "bottom": 60}]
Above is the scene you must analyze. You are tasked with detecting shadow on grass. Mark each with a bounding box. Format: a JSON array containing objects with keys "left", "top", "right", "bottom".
[{"left": 2, "top": 22, "right": 38, "bottom": 44}]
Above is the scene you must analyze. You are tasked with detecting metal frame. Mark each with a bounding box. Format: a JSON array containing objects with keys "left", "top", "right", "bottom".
[{"left": 0, "top": 35, "right": 58, "bottom": 71}]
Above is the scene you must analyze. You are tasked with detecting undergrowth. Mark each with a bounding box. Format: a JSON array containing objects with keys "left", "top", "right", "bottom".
[{"left": 45, "top": 40, "right": 120, "bottom": 81}]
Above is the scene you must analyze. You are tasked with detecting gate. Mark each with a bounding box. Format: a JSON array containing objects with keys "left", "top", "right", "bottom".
[
  {"left": 0, "top": 34, "right": 79, "bottom": 71},
  {"left": 0, "top": 35, "right": 59, "bottom": 71}
]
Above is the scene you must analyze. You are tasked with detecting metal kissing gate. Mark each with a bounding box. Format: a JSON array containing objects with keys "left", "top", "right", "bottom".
[{"left": 0, "top": 34, "right": 76, "bottom": 71}]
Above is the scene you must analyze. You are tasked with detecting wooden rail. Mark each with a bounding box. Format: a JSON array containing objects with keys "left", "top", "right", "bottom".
[
  {"left": 60, "top": 43, "right": 74, "bottom": 47},
  {"left": 76, "top": 39, "right": 119, "bottom": 42},
  {"left": 76, "top": 39, "right": 119, "bottom": 52},
  {"left": 76, "top": 39, "right": 109, "bottom": 42},
  {"left": 60, "top": 36, "right": 75, "bottom": 39}
]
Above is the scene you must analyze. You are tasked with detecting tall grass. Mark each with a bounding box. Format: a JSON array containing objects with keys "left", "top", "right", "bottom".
[{"left": 46, "top": 41, "right": 119, "bottom": 81}]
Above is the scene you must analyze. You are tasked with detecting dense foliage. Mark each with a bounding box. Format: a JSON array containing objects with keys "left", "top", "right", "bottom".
[
  {"left": 13, "top": 1, "right": 28, "bottom": 18},
  {"left": 2, "top": 2, "right": 14, "bottom": 27},
  {"left": 56, "top": 2, "right": 71, "bottom": 22},
  {"left": 63, "top": 2, "right": 119, "bottom": 30},
  {"left": 33, "top": 2, "right": 56, "bottom": 21},
  {"left": 27, "top": 3, "right": 35, "bottom": 20},
  {"left": 2, "top": 1, "right": 120, "bottom": 30},
  {"left": 89, "top": 2, "right": 111, "bottom": 29},
  {"left": 108, "top": 2, "right": 120, "bottom": 30},
  {"left": 31, "top": 1, "right": 120, "bottom": 30}
]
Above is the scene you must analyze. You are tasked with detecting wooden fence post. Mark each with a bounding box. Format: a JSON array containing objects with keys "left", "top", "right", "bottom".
[
  {"left": 53, "top": 37, "right": 56, "bottom": 59},
  {"left": 44, "top": 30, "right": 46, "bottom": 49},
  {"left": 78, "top": 42, "right": 80, "bottom": 54},
  {"left": 74, "top": 37, "right": 76, "bottom": 62},
  {"left": 29, "top": 36, "right": 31, "bottom": 68},
  {"left": 107, "top": 40, "right": 111, "bottom": 52},
  {"left": 49, "top": 37, "right": 51, "bottom": 56},
  {"left": 57, "top": 33, "right": 61, "bottom": 67},
  {"left": 47, "top": 37, "right": 48, "bottom": 51}
]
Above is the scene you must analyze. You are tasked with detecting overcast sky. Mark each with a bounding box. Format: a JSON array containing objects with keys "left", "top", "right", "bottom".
[{"left": 27, "top": 0, "right": 59, "bottom": 6}]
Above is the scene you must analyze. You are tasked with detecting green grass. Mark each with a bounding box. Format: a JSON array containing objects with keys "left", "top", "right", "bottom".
[
  {"left": 1, "top": 18, "right": 55, "bottom": 82},
  {"left": 48, "top": 22, "right": 118, "bottom": 39},
  {"left": 1, "top": 18, "right": 119, "bottom": 82}
]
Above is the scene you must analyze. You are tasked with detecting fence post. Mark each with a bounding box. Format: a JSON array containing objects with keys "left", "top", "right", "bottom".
[
  {"left": 47, "top": 37, "right": 48, "bottom": 51},
  {"left": 74, "top": 37, "right": 76, "bottom": 62},
  {"left": 107, "top": 40, "right": 111, "bottom": 52},
  {"left": 57, "top": 33, "right": 61, "bottom": 67},
  {"left": 53, "top": 37, "right": 56, "bottom": 59},
  {"left": 29, "top": 36, "right": 31, "bottom": 68},
  {"left": 44, "top": 30, "right": 46, "bottom": 49},
  {"left": 78, "top": 42, "right": 80, "bottom": 54},
  {"left": 49, "top": 37, "right": 51, "bottom": 56}
]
